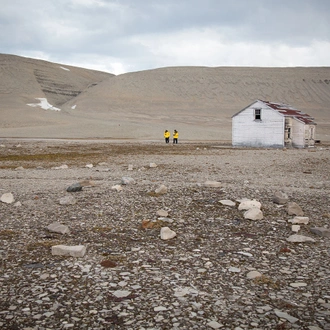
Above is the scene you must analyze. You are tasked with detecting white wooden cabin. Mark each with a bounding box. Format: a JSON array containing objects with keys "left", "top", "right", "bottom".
[{"left": 232, "top": 100, "right": 316, "bottom": 148}]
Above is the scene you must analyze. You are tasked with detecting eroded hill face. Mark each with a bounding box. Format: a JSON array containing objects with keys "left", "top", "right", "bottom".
[{"left": 0, "top": 54, "right": 329, "bottom": 141}]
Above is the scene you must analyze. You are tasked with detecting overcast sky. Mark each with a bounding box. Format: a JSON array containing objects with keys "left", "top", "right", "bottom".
[{"left": 1, "top": 0, "right": 330, "bottom": 74}]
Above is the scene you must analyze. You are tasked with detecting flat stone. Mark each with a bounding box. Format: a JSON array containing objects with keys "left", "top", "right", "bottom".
[
  {"left": 85, "top": 164, "right": 93, "bottom": 168},
  {"left": 160, "top": 227, "right": 176, "bottom": 240},
  {"left": 272, "top": 191, "right": 289, "bottom": 204},
  {"left": 286, "top": 234, "right": 315, "bottom": 243},
  {"left": 154, "top": 306, "right": 167, "bottom": 312},
  {"left": 204, "top": 180, "right": 221, "bottom": 188},
  {"left": 155, "top": 184, "right": 167, "bottom": 195},
  {"left": 47, "top": 222, "right": 70, "bottom": 234},
  {"left": 51, "top": 245, "right": 86, "bottom": 257},
  {"left": 310, "top": 227, "right": 330, "bottom": 238},
  {"left": 238, "top": 200, "right": 261, "bottom": 210},
  {"left": 287, "top": 202, "right": 304, "bottom": 216},
  {"left": 207, "top": 320, "right": 224, "bottom": 329},
  {"left": 149, "top": 163, "right": 157, "bottom": 168},
  {"left": 246, "top": 270, "right": 262, "bottom": 279},
  {"left": 1, "top": 192, "right": 14, "bottom": 204},
  {"left": 112, "top": 290, "right": 131, "bottom": 298},
  {"left": 291, "top": 225, "right": 300, "bottom": 232},
  {"left": 290, "top": 282, "right": 307, "bottom": 287},
  {"left": 288, "top": 216, "right": 309, "bottom": 224},
  {"left": 121, "top": 177, "right": 135, "bottom": 185},
  {"left": 274, "top": 309, "right": 299, "bottom": 323},
  {"left": 244, "top": 207, "right": 263, "bottom": 220},
  {"left": 219, "top": 200, "right": 236, "bottom": 206},
  {"left": 53, "top": 164, "right": 68, "bottom": 170},
  {"left": 228, "top": 267, "right": 241, "bottom": 273},
  {"left": 157, "top": 209, "right": 168, "bottom": 217}
]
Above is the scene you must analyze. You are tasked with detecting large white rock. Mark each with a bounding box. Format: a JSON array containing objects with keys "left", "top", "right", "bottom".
[
  {"left": 157, "top": 209, "right": 168, "bottom": 217},
  {"left": 0, "top": 192, "right": 14, "bottom": 204},
  {"left": 160, "top": 227, "right": 176, "bottom": 240},
  {"left": 47, "top": 222, "right": 70, "bottom": 234},
  {"left": 59, "top": 195, "right": 76, "bottom": 205},
  {"left": 244, "top": 207, "right": 263, "bottom": 220},
  {"left": 51, "top": 245, "right": 86, "bottom": 257},
  {"left": 286, "top": 235, "right": 315, "bottom": 243},
  {"left": 238, "top": 200, "right": 261, "bottom": 210}
]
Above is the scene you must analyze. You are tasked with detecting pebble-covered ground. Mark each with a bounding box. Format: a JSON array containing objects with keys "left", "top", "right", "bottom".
[{"left": 0, "top": 140, "right": 329, "bottom": 330}]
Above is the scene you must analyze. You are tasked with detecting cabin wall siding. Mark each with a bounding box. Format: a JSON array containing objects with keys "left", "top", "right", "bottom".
[{"left": 232, "top": 102, "right": 284, "bottom": 147}]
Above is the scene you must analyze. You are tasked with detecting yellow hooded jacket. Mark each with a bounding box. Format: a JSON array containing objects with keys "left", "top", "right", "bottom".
[{"left": 164, "top": 131, "right": 170, "bottom": 138}]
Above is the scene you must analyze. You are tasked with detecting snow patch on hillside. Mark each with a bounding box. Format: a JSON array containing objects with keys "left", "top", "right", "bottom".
[
  {"left": 60, "top": 66, "right": 70, "bottom": 71},
  {"left": 27, "top": 98, "right": 61, "bottom": 111}
]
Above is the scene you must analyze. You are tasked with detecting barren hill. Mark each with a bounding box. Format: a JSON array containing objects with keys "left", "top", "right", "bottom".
[{"left": 1, "top": 54, "right": 330, "bottom": 141}]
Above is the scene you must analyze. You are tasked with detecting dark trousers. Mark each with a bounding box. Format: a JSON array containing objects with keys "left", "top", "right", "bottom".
[
  {"left": 165, "top": 138, "right": 169, "bottom": 143},
  {"left": 173, "top": 138, "right": 178, "bottom": 144}
]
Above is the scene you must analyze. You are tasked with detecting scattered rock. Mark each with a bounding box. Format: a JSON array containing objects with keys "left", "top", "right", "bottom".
[
  {"left": 274, "top": 309, "right": 299, "bottom": 323},
  {"left": 128, "top": 164, "right": 133, "bottom": 171},
  {"left": 15, "top": 166, "right": 25, "bottom": 171},
  {"left": 288, "top": 216, "right": 309, "bottom": 224},
  {"left": 153, "top": 184, "right": 167, "bottom": 196},
  {"left": 310, "top": 227, "right": 330, "bottom": 238},
  {"left": 66, "top": 183, "right": 82, "bottom": 192},
  {"left": 85, "top": 164, "right": 93, "bottom": 168},
  {"left": 111, "top": 184, "right": 123, "bottom": 192},
  {"left": 244, "top": 207, "right": 263, "bottom": 220},
  {"left": 286, "top": 234, "right": 315, "bottom": 243},
  {"left": 112, "top": 290, "right": 131, "bottom": 298},
  {"left": 149, "top": 163, "right": 157, "bottom": 168},
  {"left": 47, "top": 222, "right": 70, "bottom": 234},
  {"left": 291, "top": 225, "right": 300, "bottom": 232},
  {"left": 100, "top": 260, "right": 117, "bottom": 268},
  {"left": 287, "top": 202, "right": 304, "bottom": 216},
  {"left": 59, "top": 195, "right": 77, "bottom": 205},
  {"left": 228, "top": 267, "right": 241, "bottom": 273},
  {"left": 160, "top": 227, "right": 176, "bottom": 240},
  {"left": 219, "top": 200, "right": 236, "bottom": 206},
  {"left": 207, "top": 320, "right": 224, "bottom": 329},
  {"left": 51, "top": 245, "right": 86, "bottom": 257},
  {"left": 246, "top": 270, "right": 262, "bottom": 279},
  {"left": 238, "top": 199, "right": 261, "bottom": 210},
  {"left": 272, "top": 191, "right": 289, "bottom": 204},
  {"left": 121, "top": 177, "right": 135, "bottom": 185},
  {"left": 157, "top": 209, "right": 168, "bottom": 217},
  {"left": 204, "top": 180, "right": 221, "bottom": 188},
  {"left": 1, "top": 192, "right": 14, "bottom": 204}
]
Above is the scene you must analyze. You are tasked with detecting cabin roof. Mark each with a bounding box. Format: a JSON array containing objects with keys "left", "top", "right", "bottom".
[{"left": 260, "top": 100, "right": 316, "bottom": 125}]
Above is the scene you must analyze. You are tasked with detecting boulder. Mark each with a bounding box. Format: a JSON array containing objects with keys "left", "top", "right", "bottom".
[{"left": 155, "top": 184, "right": 167, "bottom": 195}]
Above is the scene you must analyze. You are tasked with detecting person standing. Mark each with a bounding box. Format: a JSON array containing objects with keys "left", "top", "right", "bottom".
[
  {"left": 164, "top": 130, "right": 170, "bottom": 143},
  {"left": 173, "top": 129, "right": 179, "bottom": 144}
]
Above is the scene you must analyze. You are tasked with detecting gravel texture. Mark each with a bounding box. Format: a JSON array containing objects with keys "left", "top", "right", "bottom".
[{"left": 0, "top": 140, "right": 330, "bottom": 330}]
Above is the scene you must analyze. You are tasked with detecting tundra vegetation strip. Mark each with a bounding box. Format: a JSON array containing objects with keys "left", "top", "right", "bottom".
[{"left": 0, "top": 141, "right": 330, "bottom": 329}]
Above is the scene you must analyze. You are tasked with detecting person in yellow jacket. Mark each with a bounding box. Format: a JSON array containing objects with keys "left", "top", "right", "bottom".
[
  {"left": 164, "top": 130, "right": 170, "bottom": 143},
  {"left": 173, "top": 129, "right": 179, "bottom": 144}
]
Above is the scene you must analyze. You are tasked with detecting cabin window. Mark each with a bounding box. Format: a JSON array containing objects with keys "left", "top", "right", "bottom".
[{"left": 254, "top": 109, "right": 261, "bottom": 120}]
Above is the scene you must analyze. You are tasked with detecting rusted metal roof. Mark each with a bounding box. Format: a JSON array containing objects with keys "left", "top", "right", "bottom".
[{"left": 260, "top": 100, "right": 316, "bottom": 125}]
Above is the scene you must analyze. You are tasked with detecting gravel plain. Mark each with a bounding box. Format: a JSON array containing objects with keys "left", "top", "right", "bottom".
[{"left": 0, "top": 140, "right": 330, "bottom": 330}]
